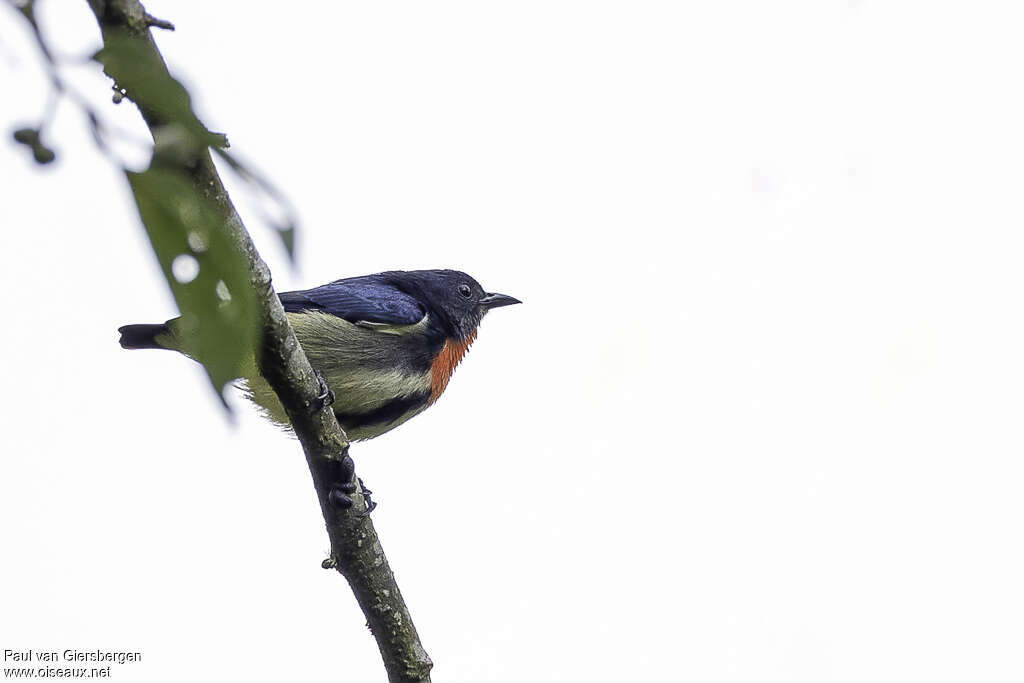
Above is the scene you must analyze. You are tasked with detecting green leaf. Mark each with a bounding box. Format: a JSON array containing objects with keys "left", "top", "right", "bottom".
[
  {"left": 126, "top": 167, "right": 259, "bottom": 406},
  {"left": 94, "top": 36, "right": 300, "bottom": 264},
  {"left": 94, "top": 32, "right": 218, "bottom": 151}
]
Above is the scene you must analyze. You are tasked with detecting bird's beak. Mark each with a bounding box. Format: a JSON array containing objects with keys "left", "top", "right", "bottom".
[{"left": 480, "top": 292, "right": 522, "bottom": 310}]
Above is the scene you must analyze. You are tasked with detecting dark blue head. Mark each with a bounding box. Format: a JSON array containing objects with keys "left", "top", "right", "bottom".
[{"left": 381, "top": 269, "right": 520, "bottom": 341}]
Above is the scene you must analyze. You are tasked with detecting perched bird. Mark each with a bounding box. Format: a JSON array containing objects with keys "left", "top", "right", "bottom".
[{"left": 118, "top": 269, "right": 520, "bottom": 440}]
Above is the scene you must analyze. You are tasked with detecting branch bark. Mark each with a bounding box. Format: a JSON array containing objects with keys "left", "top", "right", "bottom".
[{"left": 87, "top": 2, "right": 432, "bottom": 680}]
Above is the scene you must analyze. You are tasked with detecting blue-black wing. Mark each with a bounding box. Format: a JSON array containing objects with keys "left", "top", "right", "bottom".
[{"left": 279, "top": 276, "right": 425, "bottom": 326}]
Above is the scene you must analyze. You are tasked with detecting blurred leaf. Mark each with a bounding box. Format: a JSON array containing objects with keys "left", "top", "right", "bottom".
[
  {"left": 126, "top": 167, "right": 259, "bottom": 406},
  {"left": 94, "top": 35, "right": 298, "bottom": 262},
  {"left": 94, "top": 32, "right": 221, "bottom": 151},
  {"left": 277, "top": 222, "right": 296, "bottom": 258}
]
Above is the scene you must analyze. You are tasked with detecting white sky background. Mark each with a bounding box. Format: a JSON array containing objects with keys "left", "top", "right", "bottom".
[{"left": 3, "top": 1, "right": 1024, "bottom": 681}]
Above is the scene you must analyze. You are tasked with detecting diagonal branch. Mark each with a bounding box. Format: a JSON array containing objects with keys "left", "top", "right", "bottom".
[{"left": 86, "top": 2, "right": 432, "bottom": 680}]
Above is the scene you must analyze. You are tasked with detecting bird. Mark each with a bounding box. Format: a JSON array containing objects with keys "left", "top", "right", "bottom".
[{"left": 118, "top": 269, "right": 521, "bottom": 441}]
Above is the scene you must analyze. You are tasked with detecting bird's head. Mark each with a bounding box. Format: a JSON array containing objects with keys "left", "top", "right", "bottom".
[{"left": 384, "top": 269, "right": 520, "bottom": 341}]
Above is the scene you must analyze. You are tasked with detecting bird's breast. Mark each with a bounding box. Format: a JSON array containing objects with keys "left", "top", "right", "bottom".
[{"left": 429, "top": 331, "right": 477, "bottom": 404}]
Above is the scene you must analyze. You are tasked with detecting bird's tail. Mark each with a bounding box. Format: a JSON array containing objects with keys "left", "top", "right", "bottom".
[{"left": 118, "top": 323, "right": 170, "bottom": 350}]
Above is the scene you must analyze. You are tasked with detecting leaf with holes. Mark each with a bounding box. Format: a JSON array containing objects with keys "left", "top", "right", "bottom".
[{"left": 126, "top": 167, "right": 258, "bottom": 406}]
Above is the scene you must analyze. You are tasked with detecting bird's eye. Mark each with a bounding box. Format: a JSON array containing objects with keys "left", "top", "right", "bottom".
[{"left": 458, "top": 284, "right": 472, "bottom": 299}]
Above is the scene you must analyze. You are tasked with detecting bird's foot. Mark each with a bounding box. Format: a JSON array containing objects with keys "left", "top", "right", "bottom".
[
  {"left": 308, "top": 369, "right": 335, "bottom": 414},
  {"left": 325, "top": 453, "right": 376, "bottom": 514},
  {"left": 326, "top": 451, "right": 357, "bottom": 510}
]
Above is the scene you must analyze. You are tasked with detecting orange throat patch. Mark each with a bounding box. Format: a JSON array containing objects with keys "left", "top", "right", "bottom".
[{"left": 429, "top": 331, "right": 477, "bottom": 404}]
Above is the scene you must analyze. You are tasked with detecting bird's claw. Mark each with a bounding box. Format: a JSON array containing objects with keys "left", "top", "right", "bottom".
[
  {"left": 308, "top": 369, "right": 335, "bottom": 414},
  {"left": 359, "top": 478, "right": 378, "bottom": 516}
]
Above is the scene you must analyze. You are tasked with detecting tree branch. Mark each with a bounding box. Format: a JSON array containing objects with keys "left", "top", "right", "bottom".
[{"left": 87, "top": 2, "right": 432, "bottom": 680}]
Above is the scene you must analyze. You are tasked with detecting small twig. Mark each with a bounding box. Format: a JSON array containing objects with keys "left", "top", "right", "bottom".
[
  {"left": 143, "top": 12, "right": 174, "bottom": 30},
  {"left": 6, "top": 0, "right": 116, "bottom": 160}
]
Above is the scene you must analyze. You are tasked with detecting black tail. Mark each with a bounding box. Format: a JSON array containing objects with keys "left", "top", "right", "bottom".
[{"left": 118, "top": 323, "right": 169, "bottom": 350}]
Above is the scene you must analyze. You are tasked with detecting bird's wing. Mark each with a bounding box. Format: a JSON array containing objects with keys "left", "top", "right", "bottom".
[{"left": 278, "top": 277, "right": 425, "bottom": 326}]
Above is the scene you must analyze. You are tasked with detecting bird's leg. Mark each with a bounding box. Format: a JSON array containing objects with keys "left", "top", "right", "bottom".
[{"left": 308, "top": 368, "right": 335, "bottom": 414}]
